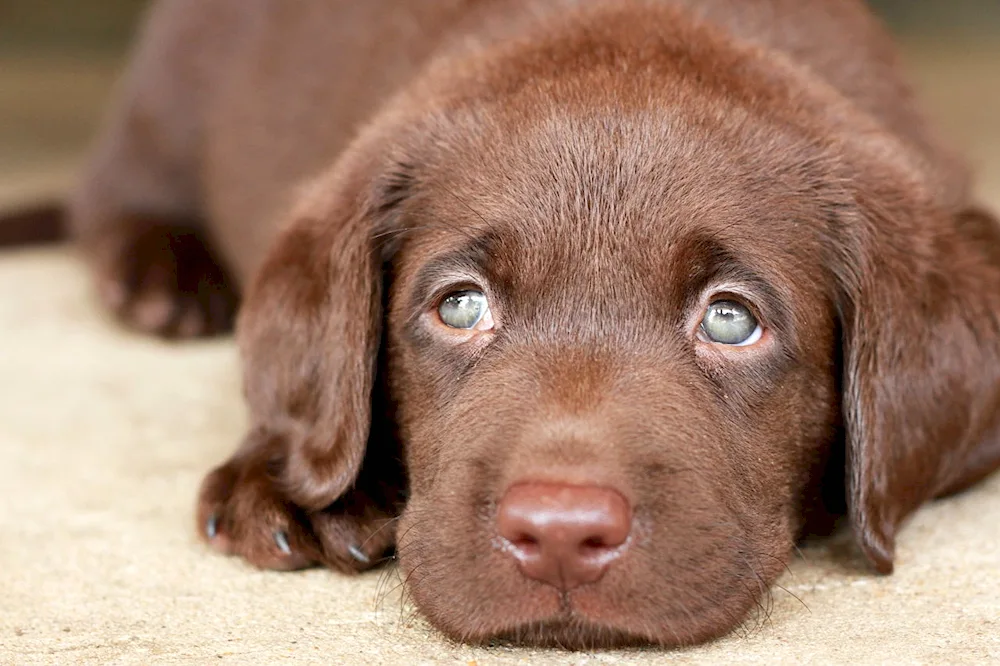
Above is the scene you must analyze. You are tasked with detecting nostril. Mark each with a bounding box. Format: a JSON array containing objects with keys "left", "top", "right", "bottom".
[
  {"left": 581, "top": 536, "right": 609, "bottom": 551},
  {"left": 509, "top": 533, "right": 541, "bottom": 555}
]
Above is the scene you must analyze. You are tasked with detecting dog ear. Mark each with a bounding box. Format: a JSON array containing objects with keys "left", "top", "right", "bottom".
[
  {"left": 236, "top": 139, "right": 412, "bottom": 512},
  {"left": 841, "top": 200, "right": 1000, "bottom": 574}
]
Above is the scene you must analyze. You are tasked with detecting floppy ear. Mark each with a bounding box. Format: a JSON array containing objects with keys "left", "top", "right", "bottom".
[
  {"left": 236, "top": 141, "right": 412, "bottom": 512},
  {"left": 842, "top": 200, "right": 1000, "bottom": 574}
]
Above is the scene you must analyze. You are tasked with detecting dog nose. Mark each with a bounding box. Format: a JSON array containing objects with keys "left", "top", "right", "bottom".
[{"left": 496, "top": 482, "right": 632, "bottom": 590}]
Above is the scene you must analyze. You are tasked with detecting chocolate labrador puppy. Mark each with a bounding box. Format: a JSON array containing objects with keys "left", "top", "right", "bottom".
[{"left": 70, "top": 0, "right": 1000, "bottom": 648}]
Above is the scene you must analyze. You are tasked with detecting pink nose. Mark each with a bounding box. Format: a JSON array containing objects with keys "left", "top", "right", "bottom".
[{"left": 496, "top": 483, "right": 632, "bottom": 590}]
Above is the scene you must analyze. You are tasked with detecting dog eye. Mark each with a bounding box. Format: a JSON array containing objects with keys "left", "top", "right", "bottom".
[
  {"left": 438, "top": 290, "right": 493, "bottom": 330},
  {"left": 700, "top": 300, "right": 762, "bottom": 346}
]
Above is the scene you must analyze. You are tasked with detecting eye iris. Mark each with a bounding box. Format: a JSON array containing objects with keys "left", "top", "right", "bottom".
[
  {"left": 439, "top": 291, "right": 487, "bottom": 329},
  {"left": 702, "top": 300, "right": 758, "bottom": 345}
]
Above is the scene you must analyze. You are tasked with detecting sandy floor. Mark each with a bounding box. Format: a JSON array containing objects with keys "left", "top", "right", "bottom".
[{"left": 1, "top": 37, "right": 998, "bottom": 666}]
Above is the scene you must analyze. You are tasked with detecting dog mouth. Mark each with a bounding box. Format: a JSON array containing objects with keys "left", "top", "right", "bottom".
[
  {"left": 477, "top": 592, "right": 746, "bottom": 649},
  {"left": 456, "top": 587, "right": 694, "bottom": 649},
  {"left": 413, "top": 571, "right": 763, "bottom": 649},
  {"left": 487, "top": 613, "right": 656, "bottom": 649}
]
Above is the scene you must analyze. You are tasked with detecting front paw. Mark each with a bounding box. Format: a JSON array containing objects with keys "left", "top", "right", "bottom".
[
  {"left": 196, "top": 430, "right": 397, "bottom": 572},
  {"left": 94, "top": 216, "right": 238, "bottom": 338}
]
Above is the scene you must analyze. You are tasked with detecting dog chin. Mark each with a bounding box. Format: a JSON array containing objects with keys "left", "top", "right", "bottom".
[
  {"left": 484, "top": 616, "right": 650, "bottom": 649},
  {"left": 449, "top": 602, "right": 732, "bottom": 649}
]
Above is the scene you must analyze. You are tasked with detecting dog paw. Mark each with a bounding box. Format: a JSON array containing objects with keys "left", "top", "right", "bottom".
[
  {"left": 96, "top": 217, "right": 238, "bottom": 338},
  {"left": 196, "top": 431, "right": 398, "bottom": 573}
]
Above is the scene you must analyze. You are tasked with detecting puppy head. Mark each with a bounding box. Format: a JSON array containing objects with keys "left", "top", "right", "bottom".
[{"left": 238, "top": 26, "right": 1000, "bottom": 648}]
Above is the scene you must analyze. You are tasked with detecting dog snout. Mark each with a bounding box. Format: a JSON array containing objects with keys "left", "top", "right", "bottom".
[{"left": 496, "top": 482, "right": 632, "bottom": 590}]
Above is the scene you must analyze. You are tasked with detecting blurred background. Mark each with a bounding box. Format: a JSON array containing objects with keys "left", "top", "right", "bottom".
[{"left": 0, "top": 0, "right": 998, "bottom": 216}]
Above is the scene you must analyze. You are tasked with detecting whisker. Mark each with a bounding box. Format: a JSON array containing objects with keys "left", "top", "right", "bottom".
[
  {"left": 772, "top": 582, "right": 810, "bottom": 613},
  {"left": 751, "top": 549, "right": 798, "bottom": 581},
  {"left": 359, "top": 515, "right": 401, "bottom": 549},
  {"left": 438, "top": 182, "right": 491, "bottom": 233}
]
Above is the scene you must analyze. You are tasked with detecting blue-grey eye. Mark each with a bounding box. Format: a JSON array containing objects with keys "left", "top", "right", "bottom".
[
  {"left": 438, "top": 290, "right": 491, "bottom": 329},
  {"left": 700, "top": 300, "right": 762, "bottom": 346}
]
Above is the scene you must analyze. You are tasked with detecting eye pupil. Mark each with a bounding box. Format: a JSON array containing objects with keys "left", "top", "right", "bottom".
[
  {"left": 438, "top": 290, "right": 488, "bottom": 329},
  {"left": 701, "top": 300, "right": 759, "bottom": 345}
]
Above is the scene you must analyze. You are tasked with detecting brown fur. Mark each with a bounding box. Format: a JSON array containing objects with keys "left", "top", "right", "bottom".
[
  {"left": 0, "top": 203, "right": 64, "bottom": 247},
  {"left": 70, "top": 0, "right": 1000, "bottom": 648}
]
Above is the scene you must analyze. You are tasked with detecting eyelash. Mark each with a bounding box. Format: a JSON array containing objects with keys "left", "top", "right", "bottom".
[
  {"left": 430, "top": 282, "right": 485, "bottom": 310},
  {"left": 706, "top": 292, "right": 763, "bottom": 318}
]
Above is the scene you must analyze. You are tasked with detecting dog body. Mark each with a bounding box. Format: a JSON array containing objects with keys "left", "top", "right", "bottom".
[{"left": 72, "top": 0, "right": 1000, "bottom": 648}]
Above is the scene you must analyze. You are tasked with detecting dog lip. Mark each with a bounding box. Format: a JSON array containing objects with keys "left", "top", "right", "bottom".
[{"left": 487, "top": 611, "right": 656, "bottom": 648}]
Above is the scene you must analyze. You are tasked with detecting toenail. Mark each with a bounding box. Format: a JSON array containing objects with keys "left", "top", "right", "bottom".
[
  {"left": 206, "top": 514, "right": 218, "bottom": 539},
  {"left": 274, "top": 531, "right": 292, "bottom": 555},
  {"left": 348, "top": 544, "right": 370, "bottom": 564}
]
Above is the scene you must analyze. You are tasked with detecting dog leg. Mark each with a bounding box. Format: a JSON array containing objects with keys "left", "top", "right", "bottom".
[{"left": 69, "top": 0, "right": 240, "bottom": 337}]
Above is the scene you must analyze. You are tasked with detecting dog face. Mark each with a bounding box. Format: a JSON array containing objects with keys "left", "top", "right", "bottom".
[
  {"left": 382, "top": 97, "right": 845, "bottom": 644},
  {"left": 209, "top": 11, "right": 1000, "bottom": 648}
]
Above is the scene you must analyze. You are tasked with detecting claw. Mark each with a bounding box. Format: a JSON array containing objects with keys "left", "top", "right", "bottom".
[
  {"left": 348, "top": 544, "right": 370, "bottom": 564},
  {"left": 274, "top": 530, "right": 292, "bottom": 555},
  {"left": 206, "top": 514, "right": 218, "bottom": 539}
]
